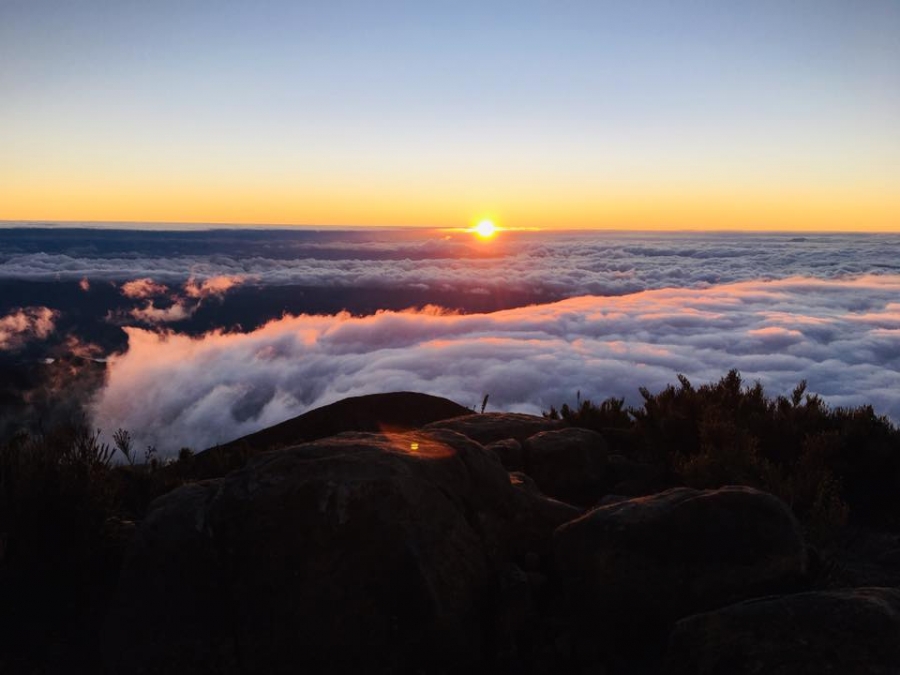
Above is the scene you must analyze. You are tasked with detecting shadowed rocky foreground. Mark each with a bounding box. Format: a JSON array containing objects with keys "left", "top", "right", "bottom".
[
  {"left": 102, "top": 403, "right": 898, "bottom": 674},
  {"left": 4, "top": 392, "right": 900, "bottom": 674}
]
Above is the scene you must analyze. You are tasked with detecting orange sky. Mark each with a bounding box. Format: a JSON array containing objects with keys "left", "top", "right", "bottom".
[
  {"left": 2, "top": 168, "right": 897, "bottom": 231},
  {"left": 2, "top": 2, "right": 898, "bottom": 231}
]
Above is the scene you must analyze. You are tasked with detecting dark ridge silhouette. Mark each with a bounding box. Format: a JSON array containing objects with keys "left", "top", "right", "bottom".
[
  {"left": 189, "top": 391, "right": 473, "bottom": 479},
  {"left": 218, "top": 391, "right": 472, "bottom": 450}
]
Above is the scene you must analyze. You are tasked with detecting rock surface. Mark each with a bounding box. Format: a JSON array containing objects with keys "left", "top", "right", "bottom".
[
  {"left": 523, "top": 427, "right": 610, "bottom": 505},
  {"left": 553, "top": 486, "right": 807, "bottom": 644},
  {"left": 423, "top": 412, "right": 560, "bottom": 446},
  {"left": 664, "top": 587, "right": 900, "bottom": 675},
  {"left": 485, "top": 438, "right": 524, "bottom": 471},
  {"left": 506, "top": 472, "right": 583, "bottom": 557},
  {"left": 104, "top": 429, "right": 575, "bottom": 674}
]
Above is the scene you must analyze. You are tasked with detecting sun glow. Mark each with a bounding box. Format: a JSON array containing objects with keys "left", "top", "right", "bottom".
[{"left": 474, "top": 219, "right": 497, "bottom": 238}]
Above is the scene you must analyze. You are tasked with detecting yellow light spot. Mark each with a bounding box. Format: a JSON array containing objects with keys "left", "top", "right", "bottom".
[
  {"left": 410, "top": 442, "right": 419, "bottom": 452},
  {"left": 474, "top": 219, "right": 497, "bottom": 238}
]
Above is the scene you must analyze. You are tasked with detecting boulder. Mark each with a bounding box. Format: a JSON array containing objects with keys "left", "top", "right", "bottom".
[
  {"left": 553, "top": 487, "right": 806, "bottom": 648},
  {"left": 523, "top": 428, "right": 610, "bottom": 505},
  {"left": 104, "top": 429, "right": 575, "bottom": 674},
  {"left": 597, "top": 494, "right": 629, "bottom": 507},
  {"left": 664, "top": 587, "right": 900, "bottom": 675},
  {"left": 506, "top": 473, "right": 582, "bottom": 558},
  {"left": 423, "top": 412, "right": 560, "bottom": 446},
  {"left": 485, "top": 438, "right": 524, "bottom": 471}
]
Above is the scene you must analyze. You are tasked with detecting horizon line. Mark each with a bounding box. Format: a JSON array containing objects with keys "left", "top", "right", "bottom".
[{"left": 1, "top": 219, "right": 898, "bottom": 235}]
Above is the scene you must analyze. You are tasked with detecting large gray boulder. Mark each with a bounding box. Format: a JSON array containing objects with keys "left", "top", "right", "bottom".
[
  {"left": 103, "top": 430, "right": 576, "bottom": 675},
  {"left": 523, "top": 427, "right": 610, "bottom": 506},
  {"left": 553, "top": 486, "right": 806, "bottom": 647},
  {"left": 664, "top": 588, "right": 900, "bottom": 675},
  {"left": 423, "top": 412, "right": 560, "bottom": 446}
]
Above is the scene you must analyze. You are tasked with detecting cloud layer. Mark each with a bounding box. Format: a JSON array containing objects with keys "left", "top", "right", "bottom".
[
  {"left": 4, "top": 230, "right": 900, "bottom": 300},
  {"left": 91, "top": 275, "right": 900, "bottom": 455}
]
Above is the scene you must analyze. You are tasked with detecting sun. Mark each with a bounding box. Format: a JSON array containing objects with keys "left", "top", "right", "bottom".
[{"left": 474, "top": 219, "right": 497, "bottom": 238}]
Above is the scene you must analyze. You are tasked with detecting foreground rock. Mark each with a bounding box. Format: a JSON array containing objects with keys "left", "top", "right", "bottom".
[
  {"left": 104, "top": 430, "right": 576, "bottom": 674},
  {"left": 484, "top": 438, "right": 524, "bottom": 471},
  {"left": 425, "top": 416, "right": 617, "bottom": 506},
  {"left": 523, "top": 428, "right": 609, "bottom": 506},
  {"left": 553, "top": 486, "right": 806, "bottom": 657},
  {"left": 665, "top": 588, "right": 900, "bottom": 675},
  {"left": 423, "top": 412, "right": 560, "bottom": 446}
]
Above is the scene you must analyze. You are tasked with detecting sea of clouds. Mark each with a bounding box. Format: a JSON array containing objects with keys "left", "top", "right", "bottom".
[
  {"left": 2, "top": 229, "right": 899, "bottom": 454},
  {"left": 90, "top": 275, "right": 900, "bottom": 455}
]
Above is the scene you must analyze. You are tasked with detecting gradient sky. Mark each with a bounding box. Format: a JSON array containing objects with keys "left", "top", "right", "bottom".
[{"left": 1, "top": 0, "right": 898, "bottom": 230}]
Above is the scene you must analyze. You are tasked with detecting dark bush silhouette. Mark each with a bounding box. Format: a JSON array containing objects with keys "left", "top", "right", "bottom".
[{"left": 0, "top": 420, "right": 195, "bottom": 672}]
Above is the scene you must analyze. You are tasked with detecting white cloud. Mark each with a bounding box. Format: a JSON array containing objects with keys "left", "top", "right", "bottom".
[{"left": 90, "top": 274, "right": 900, "bottom": 456}]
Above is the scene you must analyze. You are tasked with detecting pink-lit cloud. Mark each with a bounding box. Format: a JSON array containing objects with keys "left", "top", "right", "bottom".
[
  {"left": 128, "top": 300, "right": 195, "bottom": 325},
  {"left": 844, "top": 303, "right": 900, "bottom": 328},
  {"left": 0, "top": 307, "right": 58, "bottom": 350},
  {"left": 183, "top": 275, "right": 245, "bottom": 299},
  {"left": 747, "top": 326, "right": 805, "bottom": 341},
  {"left": 121, "top": 278, "right": 169, "bottom": 299},
  {"left": 62, "top": 334, "right": 106, "bottom": 360},
  {"left": 113, "top": 275, "right": 245, "bottom": 325},
  {"left": 90, "top": 275, "right": 900, "bottom": 456},
  {"left": 78, "top": 277, "right": 90, "bottom": 292}
]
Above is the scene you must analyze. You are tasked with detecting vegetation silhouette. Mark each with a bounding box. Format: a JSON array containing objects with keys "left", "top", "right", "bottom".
[{"left": 545, "top": 369, "right": 900, "bottom": 536}]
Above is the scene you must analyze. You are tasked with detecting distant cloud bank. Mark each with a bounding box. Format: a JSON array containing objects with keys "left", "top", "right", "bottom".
[
  {"left": 3, "top": 230, "right": 899, "bottom": 299},
  {"left": 91, "top": 275, "right": 900, "bottom": 455}
]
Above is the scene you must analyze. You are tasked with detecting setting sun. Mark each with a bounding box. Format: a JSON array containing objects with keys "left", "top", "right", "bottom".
[{"left": 475, "top": 219, "right": 497, "bottom": 238}]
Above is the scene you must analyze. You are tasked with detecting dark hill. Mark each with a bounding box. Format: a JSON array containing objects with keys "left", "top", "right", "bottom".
[{"left": 190, "top": 391, "right": 473, "bottom": 479}]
